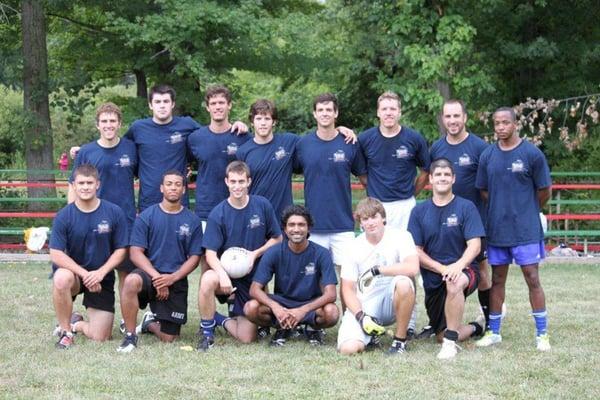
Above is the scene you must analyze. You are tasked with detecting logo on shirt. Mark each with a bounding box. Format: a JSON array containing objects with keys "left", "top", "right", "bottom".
[
  {"left": 273, "top": 146, "right": 288, "bottom": 161},
  {"left": 178, "top": 223, "right": 191, "bottom": 237},
  {"left": 445, "top": 214, "right": 459, "bottom": 227},
  {"left": 248, "top": 214, "right": 262, "bottom": 229},
  {"left": 226, "top": 142, "right": 239, "bottom": 156},
  {"left": 393, "top": 146, "right": 412, "bottom": 159},
  {"left": 118, "top": 154, "right": 131, "bottom": 168},
  {"left": 510, "top": 159, "right": 526, "bottom": 173},
  {"left": 458, "top": 154, "right": 472, "bottom": 166},
  {"left": 304, "top": 262, "right": 316, "bottom": 276},
  {"left": 95, "top": 220, "right": 111, "bottom": 234},
  {"left": 168, "top": 132, "right": 183, "bottom": 144},
  {"left": 331, "top": 149, "right": 346, "bottom": 163}
]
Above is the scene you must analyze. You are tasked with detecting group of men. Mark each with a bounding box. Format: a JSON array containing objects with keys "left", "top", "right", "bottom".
[{"left": 49, "top": 83, "right": 552, "bottom": 360}]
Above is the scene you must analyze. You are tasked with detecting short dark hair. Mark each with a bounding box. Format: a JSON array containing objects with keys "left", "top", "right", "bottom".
[
  {"left": 249, "top": 99, "right": 278, "bottom": 122},
  {"left": 493, "top": 106, "right": 516, "bottom": 122},
  {"left": 161, "top": 169, "right": 186, "bottom": 185},
  {"left": 205, "top": 85, "right": 232, "bottom": 105},
  {"left": 225, "top": 160, "right": 251, "bottom": 179},
  {"left": 429, "top": 158, "right": 455, "bottom": 175},
  {"left": 281, "top": 204, "right": 313, "bottom": 228},
  {"left": 442, "top": 99, "right": 467, "bottom": 115},
  {"left": 313, "top": 92, "right": 338, "bottom": 111},
  {"left": 72, "top": 164, "right": 99, "bottom": 180},
  {"left": 148, "top": 84, "right": 176, "bottom": 103}
]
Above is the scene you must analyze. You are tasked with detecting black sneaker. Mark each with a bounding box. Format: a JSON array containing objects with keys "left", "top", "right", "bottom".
[
  {"left": 366, "top": 334, "right": 382, "bottom": 350},
  {"left": 257, "top": 326, "right": 271, "bottom": 340},
  {"left": 270, "top": 328, "right": 290, "bottom": 347},
  {"left": 387, "top": 339, "right": 407, "bottom": 354},
  {"left": 415, "top": 325, "right": 435, "bottom": 340},
  {"left": 304, "top": 327, "right": 325, "bottom": 346},
  {"left": 197, "top": 334, "right": 215, "bottom": 352},
  {"left": 55, "top": 331, "right": 74, "bottom": 349},
  {"left": 117, "top": 333, "right": 138, "bottom": 353},
  {"left": 136, "top": 311, "right": 157, "bottom": 334}
]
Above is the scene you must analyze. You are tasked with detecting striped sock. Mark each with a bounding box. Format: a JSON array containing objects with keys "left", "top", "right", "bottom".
[
  {"left": 489, "top": 312, "right": 503, "bottom": 334},
  {"left": 200, "top": 319, "right": 216, "bottom": 338},
  {"left": 532, "top": 309, "right": 548, "bottom": 336}
]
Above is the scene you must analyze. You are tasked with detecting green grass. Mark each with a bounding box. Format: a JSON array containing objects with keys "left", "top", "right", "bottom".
[{"left": 0, "top": 262, "right": 599, "bottom": 399}]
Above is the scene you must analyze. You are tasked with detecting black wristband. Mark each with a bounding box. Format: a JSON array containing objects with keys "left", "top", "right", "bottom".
[
  {"left": 355, "top": 310, "right": 364, "bottom": 322},
  {"left": 372, "top": 265, "right": 380, "bottom": 276}
]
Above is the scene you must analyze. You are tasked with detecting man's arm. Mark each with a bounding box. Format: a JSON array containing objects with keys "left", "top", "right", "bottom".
[
  {"left": 50, "top": 249, "right": 91, "bottom": 279},
  {"left": 231, "top": 121, "right": 249, "bottom": 134},
  {"left": 130, "top": 246, "right": 161, "bottom": 280},
  {"left": 287, "top": 284, "right": 337, "bottom": 328},
  {"left": 414, "top": 168, "right": 429, "bottom": 196},
  {"left": 538, "top": 187, "right": 552, "bottom": 208},
  {"left": 248, "top": 235, "right": 282, "bottom": 265},
  {"left": 206, "top": 249, "right": 234, "bottom": 294},
  {"left": 415, "top": 246, "right": 447, "bottom": 276},
  {"left": 249, "top": 281, "right": 291, "bottom": 327},
  {"left": 377, "top": 254, "right": 419, "bottom": 278},
  {"left": 445, "top": 237, "right": 481, "bottom": 282},
  {"left": 341, "top": 278, "right": 362, "bottom": 316},
  {"left": 82, "top": 248, "right": 127, "bottom": 289},
  {"left": 358, "top": 174, "right": 367, "bottom": 187},
  {"left": 337, "top": 126, "right": 357, "bottom": 144},
  {"left": 152, "top": 255, "right": 201, "bottom": 289}
]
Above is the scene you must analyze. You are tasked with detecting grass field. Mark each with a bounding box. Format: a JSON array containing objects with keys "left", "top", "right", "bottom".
[{"left": 1, "top": 261, "right": 599, "bottom": 399}]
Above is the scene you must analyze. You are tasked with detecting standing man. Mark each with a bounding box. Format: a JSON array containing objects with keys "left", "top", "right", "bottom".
[
  {"left": 427, "top": 99, "right": 493, "bottom": 335},
  {"left": 244, "top": 205, "right": 339, "bottom": 346},
  {"left": 408, "top": 158, "right": 486, "bottom": 360},
  {"left": 475, "top": 107, "right": 552, "bottom": 351},
  {"left": 188, "top": 85, "right": 251, "bottom": 226},
  {"left": 295, "top": 93, "right": 367, "bottom": 267},
  {"left": 337, "top": 197, "right": 419, "bottom": 355},
  {"left": 117, "top": 170, "right": 203, "bottom": 352},
  {"left": 69, "top": 102, "right": 138, "bottom": 291},
  {"left": 197, "top": 161, "right": 282, "bottom": 351},
  {"left": 50, "top": 164, "right": 128, "bottom": 349}
]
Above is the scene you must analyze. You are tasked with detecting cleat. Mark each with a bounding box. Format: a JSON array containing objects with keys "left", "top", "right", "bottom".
[
  {"left": 197, "top": 334, "right": 214, "bottom": 352},
  {"left": 136, "top": 311, "right": 156, "bottom": 334},
  {"left": 304, "top": 327, "right": 325, "bottom": 346},
  {"left": 55, "top": 331, "right": 74, "bottom": 349},
  {"left": 437, "top": 338, "right": 460, "bottom": 360},
  {"left": 270, "top": 328, "right": 290, "bottom": 347},
  {"left": 536, "top": 334, "right": 551, "bottom": 351},
  {"left": 415, "top": 325, "right": 435, "bottom": 340},
  {"left": 406, "top": 327, "right": 415, "bottom": 341},
  {"left": 476, "top": 331, "right": 502, "bottom": 347},
  {"left": 119, "top": 319, "right": 126, "bottom": 334},
  {"left": 257, "top": 326, "right": 271, "bottom": 340},
  {"left": 53, "top": 312, "right": 84, "bottom": 337},
  {"left": 366, "top": 334, "right": 381, "bottom": 349},
  {"left": 117, "top": 333, "right": 138, "bottom": 353},
  {"left": 387, "top": 339, "right": 407, "bottom": 354}
]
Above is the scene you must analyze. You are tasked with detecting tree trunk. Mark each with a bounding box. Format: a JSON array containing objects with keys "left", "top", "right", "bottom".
[
  {"left": 436, "top": 80, "right": 451, "bottom": 135},
  {"left": 22, "top": 0, "right": 56, "bottom": 211},
  {"left": 134, "top": 68, "right": 147, "bottom": 100}
]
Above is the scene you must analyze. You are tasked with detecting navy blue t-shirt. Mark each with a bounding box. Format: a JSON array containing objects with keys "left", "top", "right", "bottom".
[
  {"left": 237, "top": 133, "right": 300, "bottom": 220},
  {"left": 295, "top": 132, "right": 367, "bottom": 233},
  {"left": 129, "top": 204, "right": 204, "bottom": 274},
  {"left": 359, "top": 126, "right": 430, "bottom": 201},
  {"left": 430, "top": 133, "right": 488, "bottom": 219},
  {"left": 50, "top": 200, "right": 129, "bottom": 281},
  {"left": 187, "top": 127, "right": 251, "bottom": 219},
  {"left": 476, "top": 140, "right": 551, "bottom": 247},
  {"left": 125, "top": 116, "right": 201, "bottom": 211},
  {"left": 408, "top": 196, "right": 485, "bottom": 291},
  {"left": 70, "top": 139, "right": 138, "bottom": 228},
  {"left": 253, "top": 240, "right": 337, "bottom": 302},
  {"left": 203, "top": 195, "right": 281, "bottom": 285}
]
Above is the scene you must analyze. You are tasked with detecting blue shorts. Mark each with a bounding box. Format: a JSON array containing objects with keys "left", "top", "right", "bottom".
[
  {"left": 487, "top": 241, "right": 545, "bottom": 266},
  {"left": 268, "top": 294, "right": 317, "bottom": 326}
]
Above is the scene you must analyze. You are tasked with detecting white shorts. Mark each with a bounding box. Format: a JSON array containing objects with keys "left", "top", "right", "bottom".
[
  {"left": 309, "top": 231, "right": 355, "bottom": 265},
  {"left": 336, "top": 275, "right": 414, "bottom": 349},
  {"left": 381, "top": 197, "right": 416, "bottom": 231}
]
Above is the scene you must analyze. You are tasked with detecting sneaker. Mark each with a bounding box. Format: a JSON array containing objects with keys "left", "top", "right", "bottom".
[
  {"left": 366, "top": 334, "right": 382, "bottom": 350},
  {"left": 304, "top": 327, "right": 325, "bottom": 346},
  {"left": 117, "top": 333, "right": 138, "bottom": 353},
  {"left": 387, "top": 339, "right": 407, "bottom": 354},
  {"left": 136, "top": 311, "right": 156, "bottom": 334},
  {"left": 119, "top": 319, "right": 126, "bottom": 334},
  {"left": 52, "top": 312, "right": 84, "bottom": 336},
  {"left": 415, "top": 325, "right": 435, "bottom": 340},
  {"left": 270, "top": 328, "right": 290, "bottom": 347},
  {"left": 197, "top": 334, "right": 215, "bottom": 352},
  {"left": 536, "top": 334, "right": 551, "bottom": 351},
  {"left": 55, "top": 331, "right": 74, "bottom": 349},
  {"left": 257, "top": 326, "right": 271, "bottom": 340},
  {"left": 437, "top": 338, "right": 460, "bottom": 360},
  {"left": 476, "top": 331, "right": 502, "bottom": 347}
]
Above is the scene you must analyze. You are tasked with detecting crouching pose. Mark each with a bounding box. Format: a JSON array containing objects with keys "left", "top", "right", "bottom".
[
  {"left": 337, "top": 197, "right": 419, "bottom": 355},
  {"left": 245, "top": 205, "right": 339, "bottom": 346}
]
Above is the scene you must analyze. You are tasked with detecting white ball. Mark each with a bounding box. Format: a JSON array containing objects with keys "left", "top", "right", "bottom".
[{"left": 220, "top": 247, "right": 252, "bottom": 278}]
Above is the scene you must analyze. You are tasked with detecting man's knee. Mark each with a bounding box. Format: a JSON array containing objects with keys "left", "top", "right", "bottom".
[
  {"left": 243, "top": 299, "right": 261, "bottom": 320},
  {"left": 53, "top": 268, "right": 76, "bottom": 292},
  {"left": 199, "top": 270, "right": 219, "bottom": 295},
  {"left": 321, "top": 303, "right": 339, "bottom": 327},
  {"left": 522, "top": 265, "right": 542, "bottom": 289},
  {"left": 122, "top": 273, "right": 142, "bottom": 294},
  {"left": 446, "top": 277, "right": 468, "bottom": 297},
  {"left": 338, "top": 340, "right": 364, "bottom": 355},
  {"left": 159, "top": 334, "right": 178, "bottom": 343}
]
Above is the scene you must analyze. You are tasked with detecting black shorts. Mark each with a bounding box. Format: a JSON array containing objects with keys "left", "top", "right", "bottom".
[
  {"left": 116, "top": 256, "right": 136, "bottom": 274},
  {"left": 424, "top": 266, "right": 479, "bottom": 334},
  {"left": 217, "top": 276, "right": 252, "bottom": 318},
  {"left": 476, "top": 237, "right": 488, "bottom": 263},
  {"left": 71, "top": 273, "right": 115, "bottom": 313},
  {"left": 267, "top": 294, "right": 317, "bottom": 327},
  {"left": 132, "top": 269, "right": 188, "bottom": 335}
]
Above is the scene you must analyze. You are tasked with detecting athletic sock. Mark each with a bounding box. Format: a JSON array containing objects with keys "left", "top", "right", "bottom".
[
  {"left": 468, "top": 321, "right": 484, "bottom": 337},
  {"left": 200, "top": 319, "right": 216, "bottom": 338},
  {"left": 408, "top": 305, "right": 417, "bottom": 331},
  {"left": 214, "top": 312, "right": 229, "bottom": 327},
  {"left": 532, "top": 308, "right": 548, "bottom": 336},
  {"left": 478, "top": 289, "right": 491, "bottom": 327},
  {"left": 443, "top": 330, "right": 459, "bottom": 342},
  {"left": 489, "top": 312, "right": 503, "bottom": 335},
  {"left": 393, "top": 336, "right": 406, "bottom": 343}
]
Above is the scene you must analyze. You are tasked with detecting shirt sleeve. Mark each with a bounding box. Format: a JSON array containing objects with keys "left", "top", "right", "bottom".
[
  {"left": 188, "top": 221, "right": 204, "bottom": 256},
  {"left": 475, "top": 149, "right": 489, "bottom": 190},
  {"left": 339, "top": 247, "right": 359, "bottom": 282},
  {"left": 49, "top": 211, "right": 68, "bottom": 251},
  {"left": 318, "top": 248, "right": 338, "bottom": 286},
  {"left": 202, "top": 214, "right": 225, "bottom": 252},
  {"left": 253, "top": 248, "right": 276, "bottom": 286},
  {"left": 129, "top": 215, "right": 149, "bottom": 249},
  {"left": 415, "top": 134, "right": 431, "bottom": 171},
  {"left": 111, "top": 206, "right": 129, "bottom": 249},
  {"left": 461, "top": 201, "right": 486, "bottom": 241},
  {"left": 407, "top": 207, "right": 424, "bottom": 247},
  {"left": 531, "top": 148, "right": 552, "bottom": 190},
  {"left": 351, "top": 143, "right": 368, "bottom": 177}
]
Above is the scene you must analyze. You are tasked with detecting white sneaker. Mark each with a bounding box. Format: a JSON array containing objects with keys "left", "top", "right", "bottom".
[
  {"left": 536, "top": 334, "right": 551, "bottom": 351},
  {"left": 476, "top": 331, "right": 502, "bottom": 347},
  {"left": 136, "top": 311, "right": 156, "bottom": 334},
  {"left": 437, "top": 338, "right": 460, "bottom": 360}
]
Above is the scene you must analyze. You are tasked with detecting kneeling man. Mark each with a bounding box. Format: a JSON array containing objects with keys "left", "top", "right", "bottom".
[
  {"left": 408, "top": 158, "right": 485, "bottom": 360},
  {"left": 337, "top": 197, "right": 419, "bottom": 355},
  {"left": 245, "top": 205, "right": 339, "bottom": 346},
  {"left": 50, "top": 164, "right": 128, "bottom": 349}
]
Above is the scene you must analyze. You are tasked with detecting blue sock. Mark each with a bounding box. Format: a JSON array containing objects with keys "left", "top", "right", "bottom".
[
  {"left": 200, "top": 319, "right": 216, "bottom": 338},
  {"left": 214, "top": 312, "right": 229, "bottom": 327},
  {"left": 489, "top": 312, "right": 503, "bottom": 334},
  {"left": 532, "top": 309, "right": 548, "bottom": 336}
]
